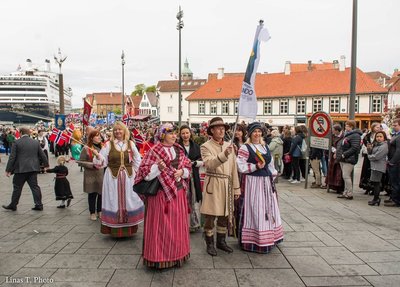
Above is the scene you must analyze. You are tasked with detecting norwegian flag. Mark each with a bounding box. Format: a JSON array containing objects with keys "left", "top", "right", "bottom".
[
  {"left": 48, "top": 128, "right": 67, "bottom": 146},
  {"left": 123, "top": 113, "right": 134, "bottom": 128},
  {"left": 132, "top": 128, "right": 145, "bottom": 150}
]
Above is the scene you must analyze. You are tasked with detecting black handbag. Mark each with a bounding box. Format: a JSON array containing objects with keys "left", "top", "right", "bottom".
[{"left": 133, "top": 177, "right": 160, "bottom": 196}]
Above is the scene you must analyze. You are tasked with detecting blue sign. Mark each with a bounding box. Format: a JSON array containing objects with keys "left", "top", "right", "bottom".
[
  {"left": 107, "top": 112, "right": 115, "bottom": 125},
  {"left": 55, "top": 114, "right": 66, "bottom": 130}
]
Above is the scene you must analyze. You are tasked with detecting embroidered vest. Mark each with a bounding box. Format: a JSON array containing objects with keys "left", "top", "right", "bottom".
[
  {"left": 245, "top": 144, "right": 272, "bottom": 177},
  {"left": 108, "top": 141, "right": 133, "bottom": 177}
]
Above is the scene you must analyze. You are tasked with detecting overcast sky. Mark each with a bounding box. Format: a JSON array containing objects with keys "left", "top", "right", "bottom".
[{"left": 1, "top": 0, "right": 398, "bottom": 108}]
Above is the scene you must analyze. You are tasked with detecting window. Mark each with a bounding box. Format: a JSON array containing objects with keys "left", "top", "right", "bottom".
[
  {"left": 313, "top": 98, "right": 322, "bottom": 112},
  {"left": 234, "top": 101, "right": 238, "bottom": 115},
  {"left": 222, "top": 102, "right": 229, "bottom": 115},
  {"left": 297, "top": 98, "right": 305, "bottom": 114},
  {"left": 263, "top": 100, "right": 272, "bottom": 115},
  {"left": 170, "top": 94, "right": 173, "bottom": 99},
  {"left": 199, "top": 101, "right": 205, "bottom": 114},
  {"left": 167, "top": 106, "right": 173, "bottom": 113},
  {"left": 330, "top": 98, "right": 340, "bottom": 113},
  {"left": 280, "top": 99, "right": 288, "bottom": 114},
  {"left": 372, "top": 96, "right": 381, "bottom": 113},
  {"left": 355, "top": 97, "right": 359, "bottom": 113},
  {"left": 210, "top": 102, "right": 217, "bottom": 115}
]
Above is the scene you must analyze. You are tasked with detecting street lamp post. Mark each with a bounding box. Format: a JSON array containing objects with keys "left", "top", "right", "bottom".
[
  {"left": 54, "top": 48, "right": 67, "bottom": 114},
  {"left": 121, "top": 50, "right": 125, "bottom": 115},
  {"left": 349, "top": 0, "right": 358, "bottom": 120},
  {"left": 176, "top": 6, "right": 184, "bottom": 126}
]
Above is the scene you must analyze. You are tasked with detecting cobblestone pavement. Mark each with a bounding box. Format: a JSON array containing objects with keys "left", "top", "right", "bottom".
[{"left": 0, "top": 155, "right": 400, "bottom": 286}]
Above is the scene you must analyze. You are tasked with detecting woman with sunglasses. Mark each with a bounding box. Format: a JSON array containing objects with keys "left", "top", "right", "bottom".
[{"left": 135, "top": 123, "right": 192, "bottom": 269}]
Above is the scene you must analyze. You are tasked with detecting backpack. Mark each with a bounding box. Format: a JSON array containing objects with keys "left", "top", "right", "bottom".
[{"left": 297, "top": 139, "right": 307, "bottom": 157}]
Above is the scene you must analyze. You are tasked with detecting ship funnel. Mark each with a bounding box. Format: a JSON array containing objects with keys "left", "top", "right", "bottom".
[
  {"left": 45, "top": 59, "right": 51, "bottom": 72},
  {"left": 26, "top": 59, "right": 33, "bottom": 69}
]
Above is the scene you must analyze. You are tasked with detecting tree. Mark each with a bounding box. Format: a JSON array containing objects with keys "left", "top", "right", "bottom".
[
  {"left": 131, "top": 84, "right": 146, "bottom": 96},
  {"left": 145, "top": 85, "right": 156, "bottom": 93},
  {"left": 113, "top": 106, "right": 122, "bottom": 115}
]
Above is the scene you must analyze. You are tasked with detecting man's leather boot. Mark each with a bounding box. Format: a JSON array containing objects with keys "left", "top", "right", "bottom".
[
  {"left": 204, "top": 234, "right": 217, "bottom": 256},
  {"left": 216, "top": 233, "right": 233, "bottom": 253}
]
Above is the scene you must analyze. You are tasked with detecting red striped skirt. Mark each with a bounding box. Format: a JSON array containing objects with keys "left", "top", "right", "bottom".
[{"left": 143, "top": 188, "right": 190, "bottom": 268}]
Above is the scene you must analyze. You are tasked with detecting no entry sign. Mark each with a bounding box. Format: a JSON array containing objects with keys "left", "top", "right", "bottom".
[{"left": 309, "top": 112, "right": 332, "bottom": 150}]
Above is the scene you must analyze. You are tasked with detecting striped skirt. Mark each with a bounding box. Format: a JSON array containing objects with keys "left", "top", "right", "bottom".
[
  {"left": 238, "top": 175, "right": 284, "bottom": 253},
  {"left": 143, "top": 188, "right": 190, "bottom": 269}
]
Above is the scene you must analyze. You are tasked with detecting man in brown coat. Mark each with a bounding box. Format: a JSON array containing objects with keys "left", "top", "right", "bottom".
[{"left": 200, "top": 117, "right": 241, "bottom": 256}]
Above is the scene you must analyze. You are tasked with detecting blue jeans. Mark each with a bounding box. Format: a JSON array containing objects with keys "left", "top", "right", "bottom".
[
  {"left": 320, "top": 155, "right": 327, "bottom": 177},
  {"left": 389, "top": 165, "right": 400, "bottom": 204}
]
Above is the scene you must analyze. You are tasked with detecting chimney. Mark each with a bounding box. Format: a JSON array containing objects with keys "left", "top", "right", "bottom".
[
  {"left": 44, "top": 59, "right": 51, "bottom": 72},
  {"left": 217, "top": 67, "right": 224, "bottom": 79},
  {"left": 339, "top": 55, "right": 346, "bottom": 72},
  {"left": 284, "top": 61, "right": 291, "bottom": 75},
  {"left": 307, "top": 60, "right": 312, "bottom": 71},
  {"left": 333, "top": 60, "right": 339, "bottom": 69}
]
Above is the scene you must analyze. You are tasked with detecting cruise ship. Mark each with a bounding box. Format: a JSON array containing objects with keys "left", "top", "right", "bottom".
[{"left": 0, "top": 59, "right": 72, "bottom": 123}]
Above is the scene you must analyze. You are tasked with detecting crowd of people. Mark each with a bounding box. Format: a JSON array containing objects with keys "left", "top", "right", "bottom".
[{"left": 1, "top": 115, "right": 400, "bottom": 269}]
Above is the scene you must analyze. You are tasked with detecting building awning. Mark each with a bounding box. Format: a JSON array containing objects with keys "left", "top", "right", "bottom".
[{"left": 132, "top": 115, "right": 151, "bottom": 120}]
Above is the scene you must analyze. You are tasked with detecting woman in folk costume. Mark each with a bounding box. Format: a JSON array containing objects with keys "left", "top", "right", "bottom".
[
  {"left": 236, "top": 122, "right": 284, "bottom": 253},
  {"left": 78, "top": 130, "right": 104, "bottom": 221},
  {"left": 135, "top": 123, "right": 192, "bottom": 269},
  {"left": 325, "top": 124, "right": 345, "bottom": 193},
  {"left": 93, "top": 121, "right": 144, "bottom": 237},
  {"left": 178, "top": 125, "right": 203, "bottom": 232}
]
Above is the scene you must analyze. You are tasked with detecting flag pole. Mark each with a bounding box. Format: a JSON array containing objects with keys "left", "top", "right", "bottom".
[{"left": 230, "top": 114, "right": 240, "bottom": 145}]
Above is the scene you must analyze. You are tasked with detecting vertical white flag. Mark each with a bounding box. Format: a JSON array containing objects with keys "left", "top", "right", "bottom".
[{"left": 238, "top": 20, "right": 271, "bottom": 119}]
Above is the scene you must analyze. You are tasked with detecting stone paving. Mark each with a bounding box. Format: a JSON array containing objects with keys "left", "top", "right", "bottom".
[{"left": 0, "top": 155, "right": 400, "bottom": 286}]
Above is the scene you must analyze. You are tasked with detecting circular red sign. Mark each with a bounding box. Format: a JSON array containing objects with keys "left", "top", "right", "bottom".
[{"left": 310, "top": 112, "right": 331, "bottom": 137}]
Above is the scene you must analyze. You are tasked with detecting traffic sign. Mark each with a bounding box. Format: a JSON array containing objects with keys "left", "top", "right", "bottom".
[{"left": 310, "top": 112, "right": 331, "bottom": 138}]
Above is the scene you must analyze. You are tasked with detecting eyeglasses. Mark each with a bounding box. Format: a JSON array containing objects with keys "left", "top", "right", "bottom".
[{"left": 162, "top": 127, "right": 177, "bottom": 134}]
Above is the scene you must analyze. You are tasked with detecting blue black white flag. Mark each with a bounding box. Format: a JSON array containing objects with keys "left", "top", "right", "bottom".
[{"left": 238, "top": 20, "right": 270, "bottom": 119}]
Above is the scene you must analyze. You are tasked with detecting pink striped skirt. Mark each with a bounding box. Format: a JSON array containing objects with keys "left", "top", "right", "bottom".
[{"left": 143, "top": 188, "right": 190, "bottom": 268}]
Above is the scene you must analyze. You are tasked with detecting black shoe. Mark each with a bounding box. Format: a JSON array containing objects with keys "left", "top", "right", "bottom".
[
  {"left": 345, "top": 196, "right": 353, "bottom": 200},
  {"left": 2, "top": 205, "right": 17, "bottom": 211},
  {"left": 337, "top": 194, "right": 346, "bottom": 198},
  {"left": 67, "top": 199, "right": 72, "bottom": 207},
  {"left": 32, "top": 206, "right": 43, "bottom": 211},
  {"left": 368, "top": 199, "right": 381, "bottom": 206},
  {"left": 204, "top": 234, "right": 217, "bottom": 256},
  {"left": 57, "top": 205, "right": 66, "bottom": 208},
  {"left": 216, "top": 233, "right": 233, "bottom": 253}
]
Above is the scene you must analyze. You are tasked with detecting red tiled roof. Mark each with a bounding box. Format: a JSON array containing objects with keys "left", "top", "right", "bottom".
[
  {"left": 387, "top": 75, "right": 400, "bottom": 92},
  {"left": 366, "top": 71, "right": 390, "bottom": 81},
  {"left": 85, "top": 92, "right": 129, "bottom": 105},
  {"left": 130, "top": 95, "right": 142, "bottom": 108},
  {"left": 186, "top": 68, "right": 387, "bottom": 101},
  {"left": 157, "top": 79, "right": 207, "bottom": 92}
]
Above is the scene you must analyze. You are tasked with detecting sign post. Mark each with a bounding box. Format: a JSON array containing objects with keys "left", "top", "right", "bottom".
[{"left": 308, "top": 111, "right": 333, "bottom": 190}]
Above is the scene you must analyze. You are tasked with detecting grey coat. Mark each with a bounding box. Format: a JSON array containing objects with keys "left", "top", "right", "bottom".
[
  {"left": 79, "top": 146, "right": 104, "bottom": 194},
  {"left": 368, "top": 142, "right": 388, "bottom": 173},
  {"left": 6, "top": 135, "right": 48, "bottom": 174}
]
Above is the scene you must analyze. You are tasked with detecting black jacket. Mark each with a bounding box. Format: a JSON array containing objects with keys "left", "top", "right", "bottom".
[
  {"left": 336, "top": 129, "right": 362, "bottom": 165},
  {"left": 6, "top": 135, "right": 49, "bottom": 174},
  {"left": 179, "top": 139, "right": 202, "bottom": 202},
  {"left": 309, "top": 147, "right": 323, "bottom": 160},
  {"left": 388, "top": 133, "right": 400, "bottom": 165}
]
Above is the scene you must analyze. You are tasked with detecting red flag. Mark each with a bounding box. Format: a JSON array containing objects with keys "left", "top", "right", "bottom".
[
  {"left": 123, "top": 113, "right": 134, "bottom": 128},
  {"left": 48, "top": 128, "right": 66, "bottom": 146},
  {"left": 132, "top": 128, "right": 144, "bottom": 150},
  {"left": 82, "top": 100, "right": 92, "bottom": 126},
  {"left": 15, "top": 129, "right": 20, "bottom": 139}
]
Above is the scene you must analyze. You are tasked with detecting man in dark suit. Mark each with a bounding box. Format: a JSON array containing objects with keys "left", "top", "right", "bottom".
[{"left": 3, "top": 127, "right": 49, "bottom": 211}]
